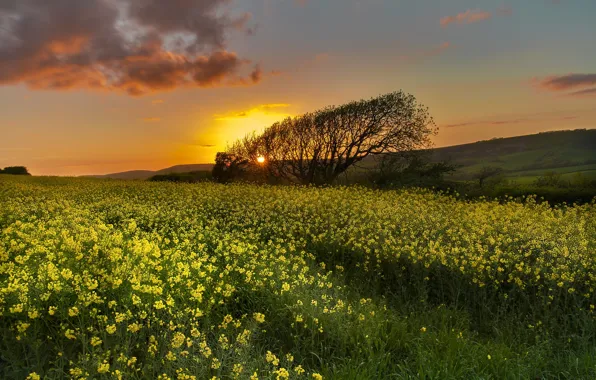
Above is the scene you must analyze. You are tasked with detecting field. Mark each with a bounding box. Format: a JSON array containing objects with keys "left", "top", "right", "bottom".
[{"left": 1, "top": 176, "right": 595, "bottom": 379}]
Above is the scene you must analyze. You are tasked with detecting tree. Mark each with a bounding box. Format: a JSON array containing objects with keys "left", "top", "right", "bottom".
[
  {"left": 227, "top": 91, "right": 437, "bottom": 185},
  {"left": 475, "top": 166, "right": 503, "bottom": 188},
  {"left": 0, "top": 166, "right": 30, "bottom": 175},
  {"left": 370, "top": 151, "right": 456, "bottom": 188},
  {"left": 211, "top": 152, "right": 249, "bottom": 183}
]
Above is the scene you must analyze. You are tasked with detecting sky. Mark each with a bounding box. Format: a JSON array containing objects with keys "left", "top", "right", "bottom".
[{"left": 1, "top": 0, "right": 595, "bottom": 176}]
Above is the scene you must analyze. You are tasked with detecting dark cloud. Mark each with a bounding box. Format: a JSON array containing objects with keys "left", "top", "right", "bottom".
[
  {"left": 0, "top": 0, "right": 260, "bottom": 95},
  {"left": 536, "top": 74, "right": 596, "bottom": 91},
  {"left": 570, "top": 88, "right": 596, "bottom": 97},
  {"left": 534, "top": 74, "right": 596, "bottom": 98}
]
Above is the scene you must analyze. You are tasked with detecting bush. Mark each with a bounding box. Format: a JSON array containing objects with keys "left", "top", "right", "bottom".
[
  {"left": 148, "top": 171, "right": 212, "bottom": 183},
  {"left": 0, "top": 166, "right": 30, "bottom": 175}
]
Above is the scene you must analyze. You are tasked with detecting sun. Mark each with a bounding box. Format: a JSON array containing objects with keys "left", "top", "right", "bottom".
[{"left": 257, "top": 156, "right": 266, "bottom": 164}]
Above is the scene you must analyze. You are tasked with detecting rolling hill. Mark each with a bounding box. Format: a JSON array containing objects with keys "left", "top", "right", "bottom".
[
  {"left": 430, "top": 129, "right": 596, "bottom": 182},
  {"left": 89, "top": 129, "right": 596, "bottom": 183},
  {"left": 86, "top": 164, "right": 214, "bottom": 180}
]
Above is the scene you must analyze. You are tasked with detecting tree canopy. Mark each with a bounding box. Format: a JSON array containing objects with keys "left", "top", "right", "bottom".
[
  {"left": 222, "top": 91, "right": 436, "bottom": 185},
  {"left": 0, "top": 166, "right": 30, "bottom": 175}
]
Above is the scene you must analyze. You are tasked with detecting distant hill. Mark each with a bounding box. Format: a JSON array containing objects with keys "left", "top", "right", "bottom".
[
  {"left": 87, "top": 164, "right": 214, "bottom": 180},
  {"left": 430, "top": 129, "right": 596, "bottom": 183},
  {"left": 88, "top": 130, "right": 595, "bottom": 183}
]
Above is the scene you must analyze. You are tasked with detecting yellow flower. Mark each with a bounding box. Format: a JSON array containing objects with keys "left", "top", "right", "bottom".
[
  {"left": 97, "top": 361, "right": 110, "bottom": 373},
  {"left": 253, "top": 312, "right": 266, "bottom": 323},
  {"left": 90, "top": 337, "right": 102, "bottom": 346},
  {"left": 106, "top": 324, "right": 117, "bottom": 334},
  {"left": 64, "top": 329, "right": 76, "bottom": 340},
  {"left": 26, "top": 373, "right": 40, "bottom": 380},
  {"left": 312, "top": 373, "right": 323, "bottom": 380}
]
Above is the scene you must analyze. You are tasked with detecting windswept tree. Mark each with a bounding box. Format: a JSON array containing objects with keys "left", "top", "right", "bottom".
[{"left": 226, "top": 91, "right": 437, "bottom": 185}]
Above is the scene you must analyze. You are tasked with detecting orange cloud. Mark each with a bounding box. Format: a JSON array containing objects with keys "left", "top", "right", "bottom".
[
  {"left": 152, "top": 100, "right": 164, "bottom": 105},
  {"left": 0, "top": 0, "right": 262, "bottom": 96},
  {"left": 143, "top": 117, "right": 161, "bottom": 123},
  {"left": 214, "top": 104, "right": 291, "bottom": 121},
  {"left": 441, "top": 9, "right": 493, "bottom": 27}
]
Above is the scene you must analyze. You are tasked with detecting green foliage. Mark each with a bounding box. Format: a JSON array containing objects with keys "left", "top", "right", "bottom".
[{"left": 366, "top": 151, "right": 456, "bottom": 188}]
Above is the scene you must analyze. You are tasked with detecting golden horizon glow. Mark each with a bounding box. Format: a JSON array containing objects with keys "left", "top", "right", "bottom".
[{"left": 204, "top": 104, "right": 294, "bottom": 152}]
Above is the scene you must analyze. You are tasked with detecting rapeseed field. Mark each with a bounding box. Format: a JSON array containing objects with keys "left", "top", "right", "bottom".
[{"left": 1, "top": 176, "right": 594, "bottom": 379}]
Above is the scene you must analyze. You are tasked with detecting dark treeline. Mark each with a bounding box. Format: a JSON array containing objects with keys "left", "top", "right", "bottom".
[
  {"left": 148, "top": 171, "right": 212, "bottom": 183},
  {"left": 0, "top": 166, "right": 30, "bottom": 175}
]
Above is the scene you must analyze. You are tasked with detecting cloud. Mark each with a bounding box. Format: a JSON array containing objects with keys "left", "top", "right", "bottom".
[
  {"left": 570, "top": 88, "right": 596, "bottom": 97},
  {"left": 214, "top": 103, "right": 291, "bottom": 121},
  {"left": 441, "top": 9, "right": 492, "bottom": 27},
  {"left": 533, "top": 74, "right": 596, "bottom": 97},
  {"left": 152, "top": 99, "right": 164, "bottom": 105},
  {"left": 0, "top": 0, "right": 262, "bottom": 95},
  {"left": 443, "top": 113, "right": 579, "bottom": 128},
  {"left": 198, "top": 144, "right": 216, "bottom": 148},
  {"left": 142, "top": 117, "right": 161, "bottom": 123},
  {"left": 535, "top": 74, "right": 596, "bottom": 91},
  {"left": 444, "top": 118, "right": 526, "bottom": 128}
]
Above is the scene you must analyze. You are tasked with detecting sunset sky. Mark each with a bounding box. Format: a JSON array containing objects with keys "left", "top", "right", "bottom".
[{"left": 1, "top": 0, "right": 595, "bottom": 176}]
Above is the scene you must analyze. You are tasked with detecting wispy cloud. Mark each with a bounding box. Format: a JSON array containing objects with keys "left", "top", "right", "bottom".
[
  {"left": 443, "top": 112, "right": 580, "bottom": 129},
  {"left": 441, "top": 9, "right": 492, "bottom": 27},
  {"left": 152, "top": 99, "right": 164, "bottom": 105},
  {"left": 570, "top": 88, "right": 596, "bottom": 97},
  {"left": 444, "top": 118, "right": 526, "bottom": 128},
  {"left": 143, "top": 117, "right": 161, "bottom": 123},
  {"left": 533, "top": 73, "right": 596, "bottom": 97},
  {"left": 215, "top": 103, "right": 291, "bottom": 121}
]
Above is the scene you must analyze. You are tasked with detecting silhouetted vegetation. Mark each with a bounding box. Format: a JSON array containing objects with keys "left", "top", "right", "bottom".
[
  {"left": 367, "top": 151, "right": 456, "bottom": 188},
  {"left": 221, "top": 91, "right": 437, "bottom": 185},
  {"left": 474, "top": 165, "right": 505, "bottom": 188},
  {"left": 149, "top": 171, "right": 212, "bottom": 183},
  {"left": 0, "top": 166, "right": 30, "bottom": 175},
  {"left": 211, "top": 152, "right": 249, "bottom": 183}
]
